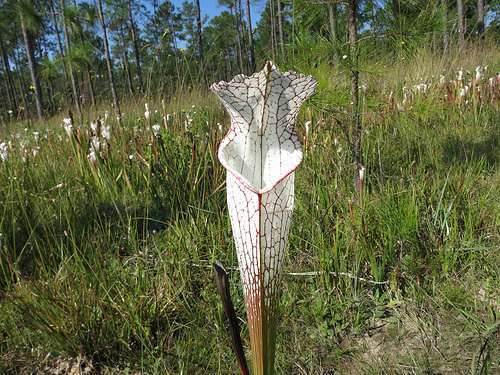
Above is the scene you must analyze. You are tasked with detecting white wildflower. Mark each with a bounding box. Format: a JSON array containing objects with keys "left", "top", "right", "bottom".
[
  {"left": 32, "top": 147, "right": 40, "bottom": 157},
  {"left": 0, "top": 142, "right": 8, "bottom": 161},
  {"left": 91, "top": 136, "right": 100, "bottom": 152},
  {"left": 304, "top": 120, "right": 311, "bottom": 138},
  {"left": 342, "top": 55, "right": 348, "bottom": 59},
  {"left": 33, "top": 132, "right": 40, "bottom": 142},
  {"left": 488, "top": 77, "right": 495, "bottom": 88},
  {"left": 475, "top": 66, "right": 483, "bottom": 81},
  {"left": 87, "top": 150, "right": 97, "bottom": 163},
  {"left": 152, "top": 124, "right": 161, "bottom": 136},
  {"left": 144, "top": 103, "right": 150, "bottom": 120},
  {"left": 62, "top": 118, "right": 73, "bottom": 136},
  {"left": 90, "top": 121, "right": 98, "bottom": 132},
  {"left": 102, "top": 125, "right": 111, "bottom": 141}
]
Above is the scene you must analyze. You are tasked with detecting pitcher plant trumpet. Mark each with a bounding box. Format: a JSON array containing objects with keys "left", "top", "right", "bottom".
[{"left": 211, "top": 61, "right": 316, "bottom": 374}]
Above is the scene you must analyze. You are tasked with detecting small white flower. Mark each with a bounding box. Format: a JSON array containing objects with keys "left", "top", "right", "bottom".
[
  {"left": 7, "top": 110, "right": 13, "bottom": 115},
  {"left": 457, "top": 70, "right": 464, "bottom": 81},
  {"left": 87, "top": 150, "right": 97, "bottom": 163},
  {"left": 152, "top": 124, "right": 161, "bottom": 136},
  {"left": 358, "top": 165, "right": 366, "bottom": 181},
  {"left": 62, "top": 118, "right": 73, "bottom": 136},
  {"left": 144, "top": 103, "right": 150, "bottom": 120},
  {"left": 304, "top": 120, "right": 311, "bottom": 138},
  {"left": 91, "top": 136, "right": 100, "bottom": 152},
  {"left": 90, "top": 121, "right": 98, "bottom": 132},
  {"left": 0, "top": 142, "right": 8, "bottom": 161},
  {"left": 342, "top": 55, "right": 348, "bottom": 59},
  {"left": 475, "top": 66, "right": 483, "bottom": 81},
  {"left": 102, "top": 125, "right": 111, "bottom": 141},
  {"left": 32, "top": 146, "right": 40, "bottom": 157},
  {"left": 439, "top": 74, "right": 446, "bottom": 85},
  {"left": 217, "top": 122, "right": 223, "bottom": 132},
  {"left": 33, "top": 132, "right": 40, "bottom": 142},
  {"left": 128, "top": 154, "right": 135, "bottom": 160}
]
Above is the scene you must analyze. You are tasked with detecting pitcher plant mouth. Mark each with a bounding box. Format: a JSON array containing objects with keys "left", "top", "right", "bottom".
[
  {"left": 211, "top": 61, "right": 316, "bottom": 194},
  {"left": 211, "top": 61, "right": 316, "bottom": 375}
]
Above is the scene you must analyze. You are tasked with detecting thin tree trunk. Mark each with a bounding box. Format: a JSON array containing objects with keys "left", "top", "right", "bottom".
[
  {"left": 457, "top": 0, "right": 465, "bottom": 51},
  {"left": 0, "top": 35, "right": 17, "bottom": 113},
  {"left": 442, "top": 0, "right": 448, "bottom": 52},
  {"left": 328, "top": 2, "right": 338, "bottom": 43},
  {"left": 231, "top": 4, "right": 244, "bottom": 73},
  {"left": 123, "top": 51, "right": 134, "bottom": 97},
  {"left": 60, "top": 0, "right": 82, "bottom": 123},
  {"left": 49, "top": 0, "right": 69, "bottom": 83},
  {"left": 347, "top": 0, "right": 363, "bottom": 194},
  {"left": 269, "top": 0, "right": 277, "bottom": 61},
  {"left": 245, "top": 0, "right": 256, "bottom": 72},
  {"left": 13, "top": 50, "right": 30, "bottom": 119},
  {"left": 477, "top": 0, "right": 484, "bottom": 38},
  {"left": 47, "top": 79, "right": 56, "bottom": 114},
  {"left": 96, "top": 0, "right": 122, "bottom": 125},
  {"left": 20, "top": 12, "right": 43, "bottom": 120},
  {"left": 127, "top": 0, "right": 143, "bottom": 92},
  {"left": 237, "top": 0, "right": 248, "bottom": 70},
  {"left": 276, "top": 0, "right": 285, "bottom": 60},
  {"left": 194, "top": 0, "right": 206, "bottom": 84}
]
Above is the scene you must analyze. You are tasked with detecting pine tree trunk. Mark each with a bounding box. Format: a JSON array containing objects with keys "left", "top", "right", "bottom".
[
  {"left": 442, "top": 0, "right": 448, "bottom": 52},
  {"left": 269, "top": 0, "right": 277, "bottom": 61},
  {"left": 0, "top": 35, "right": 18, "bottom": 114},
  {"left": 347, "top": 0, "right": 363, "bottom": 194},
  {"left": 237, "top": 0, "right": 248, "bottom": 70},
  {"left": 128, "top": 0, "right": 143, "bottom": 92},
  {"left": 194, "top": 0, "right": 206, "bottom": 84},
  {"left": 124, "top": 50, "right": 134, "bottom": 97},
  {"left": 96, "top": 0, "right": 122, "bottom": 125},
  {"left": 457, "top": 0, "right": 465, "bottom": 51},
  {"left": 231, "top": 4, "right": 244, "bottom": 73},
  {"left": 48, "top": 0, "right": 69, "bottom": 83},
  {"left": 328, "top": 2, "right": 338, "bottom": 43},
  {"left": 477, "top": 0, "right": 484, "bottom": 38},
  {"left": 20, "top": 12, "right": 43, "bottom": 120},
  {"left": 13, "top": 50, "right": 30, "bottom": 119},
  {"left": 245, "top": 0, "right": 256, "bottom": 72},
  {"left": 60, "top": 0, "right": 82, "bottom": 123},
  {"left": 276, "top": 0, "right": 285, "bottom": 60}
]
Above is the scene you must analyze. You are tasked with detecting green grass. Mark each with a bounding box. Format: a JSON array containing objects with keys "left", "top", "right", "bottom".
[{"left": 0, "top": 50, "right": 499, "bottom": 373}]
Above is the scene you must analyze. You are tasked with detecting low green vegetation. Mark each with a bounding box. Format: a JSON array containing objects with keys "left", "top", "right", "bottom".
[{"left": 0, "top": 48, "right": 498, "bottom": 373}]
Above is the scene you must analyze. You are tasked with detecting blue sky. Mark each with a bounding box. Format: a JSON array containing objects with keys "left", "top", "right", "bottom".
[{"left": 158, "top": 0, "right": 265, "bottom": 27}]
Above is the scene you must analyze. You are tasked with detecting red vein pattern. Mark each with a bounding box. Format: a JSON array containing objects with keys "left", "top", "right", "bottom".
[{"left": 211, "top": 61, "right": 316, "bottom": 374}]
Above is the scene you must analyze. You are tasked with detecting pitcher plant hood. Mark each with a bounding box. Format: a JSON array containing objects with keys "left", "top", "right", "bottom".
[{"left": 211, "top": 61, "right": 316, "bottom": 194}]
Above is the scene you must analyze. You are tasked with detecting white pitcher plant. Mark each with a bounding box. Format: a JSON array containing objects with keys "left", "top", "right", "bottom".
[{"left": 211, "top": 61, "right": 316, "bottom": 374}]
